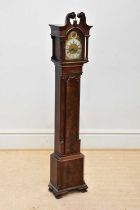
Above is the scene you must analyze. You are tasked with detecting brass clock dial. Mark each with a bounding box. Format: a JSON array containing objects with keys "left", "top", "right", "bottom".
[{"left": 65, "top": 31, "right": 82, "bottom": 60}]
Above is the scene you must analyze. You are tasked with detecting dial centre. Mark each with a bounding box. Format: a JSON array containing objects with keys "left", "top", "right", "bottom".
[{"left": 69, "top": 44, "right": 78, "bottom": 54}]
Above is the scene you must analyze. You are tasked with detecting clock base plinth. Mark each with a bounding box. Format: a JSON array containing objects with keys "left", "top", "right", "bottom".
[
  {"left": 49, "top": 153, "right": 88, "bottom": 198},
  {"left": 48, "top": 182, "right": 88, "bottom": 199}
]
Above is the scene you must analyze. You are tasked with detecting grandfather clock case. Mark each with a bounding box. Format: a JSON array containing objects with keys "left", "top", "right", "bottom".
[{"left": 48, "top": 12, "right": 92, "bottom": 198}]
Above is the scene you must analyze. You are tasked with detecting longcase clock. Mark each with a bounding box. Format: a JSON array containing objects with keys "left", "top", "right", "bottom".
[{"left": 48, "top": 12, "right": 92, "bottom": 198}]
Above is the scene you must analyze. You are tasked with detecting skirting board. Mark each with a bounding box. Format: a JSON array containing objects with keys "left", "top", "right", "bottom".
[{"left": 0, "top": 130, "right": 140, "bottom": 149}]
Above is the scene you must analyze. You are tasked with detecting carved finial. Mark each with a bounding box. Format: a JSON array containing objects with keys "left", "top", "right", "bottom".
[
  {"left": 65, "top": 12, "right": 76, "bottom": 25},
  {"left": 77, "top": 12, "right": 86, "bottom": 25}
]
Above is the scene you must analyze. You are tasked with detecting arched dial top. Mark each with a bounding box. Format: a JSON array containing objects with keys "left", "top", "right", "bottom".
[{"left": 65, "top": 31, "right": 82, "bottom": 60}]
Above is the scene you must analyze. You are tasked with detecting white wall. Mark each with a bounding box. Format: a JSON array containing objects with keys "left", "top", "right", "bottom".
[{"left": 0, "top": 0, "right": 140, "bottom": 149}]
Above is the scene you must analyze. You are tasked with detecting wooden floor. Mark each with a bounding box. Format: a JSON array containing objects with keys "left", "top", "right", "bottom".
[{"left": 0, "top": 150, "right": 140, "bottom": 210}]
